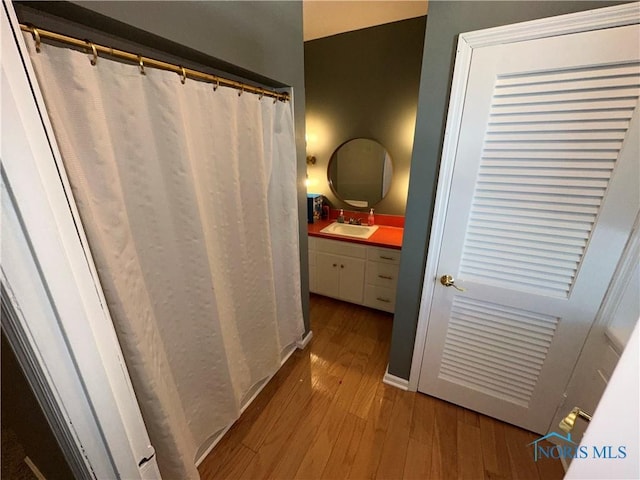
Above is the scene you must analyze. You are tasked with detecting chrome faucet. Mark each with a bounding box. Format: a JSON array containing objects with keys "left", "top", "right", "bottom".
[{"left": 348, "top": 218, "right": 362, "bottom": 225}]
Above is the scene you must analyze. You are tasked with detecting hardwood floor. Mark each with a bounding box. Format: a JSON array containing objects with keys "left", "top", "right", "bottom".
[{"left": 198, "top": 294, "right": 565, "bottom": 479}]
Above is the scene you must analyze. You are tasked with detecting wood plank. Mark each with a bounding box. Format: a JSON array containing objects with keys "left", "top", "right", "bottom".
[
  {"left": 404, "top": 437, "right": 432, "bottom": 480},
  {"left": 410, "top": 393, "right": 435, "bottom": 445},
  {"left": 457, "top": 420, "right": 484, "bottom": 479},
  {"left": 350, "top": 321, "right": 377, "bottom": 356},
  {"left": 459, "top": 407, "right": 480, "bottom": 428},
  {"left": 375, "top": 390, "right": 415, "bottom": 479},
  {"left": 344, "top": 306, "right": 367, "bottom": 335},
  {"left": 241, "top": 349, "right": 313, "bottom": 451},
  {"left": 326, "top": 300, "right": 357, "bottom": 333},
  {"left": 485, "top": 470, "right": 512, "bottom": 480},
  {"left": 238, "top": 364, "right": 316, "bottom": 479},
  {"left": 347, "top": 389, "right": 395, "bottom": 480},
  {"left": 372, "top": 312, "right": 394, "bottom": 343},
  {"left": 504, "top": 423, "right": 540, "bottom": 480},
  {"left": 321, "top": 413, "right": 366, "bottom": 479},
  {"left": 213, "top": 444, "right": 255, "bottom": 480},
  {"left": 429, "top": 399, "right": 458, "bottom": 479},
  {"left": 198, "top": 439, "right": 252, "bottom": 479},
  {"left": 267, "top": 375, "right": 340, "bottom": 480},
  {"left": 479, "top": 414, "right": 512, "bottom": 479},
  {"left": 312, "top": 317, "right": 353, "bottom": 378},
  {"left": 326, "top": 335, "right": 357, "bottom": 379},
  {"left": 294, "top": 308, "right": 371, "bottom": 478},
  {"left": 333, "top": 349, "right": 370, "bottom": 412},
  {"left": 349, "top": 344, "right": 388, "bottom": 420},
  {"left": 295, "top": 403, "right": 348, "bottom": 478},
  {"left": 375, "top": 378, "right": 399, "bottom": 400},
  {"left": 535, "top": 439, "right": 565, "bottom": 480}
]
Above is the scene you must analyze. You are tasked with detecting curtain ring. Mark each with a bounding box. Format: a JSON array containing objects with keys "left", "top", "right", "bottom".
[
  {"left": 180, "top": 66, "right": 187, "bottom": 84},
  {"left": 85, "top": 40, "right": 98, "bottom": 65},
  {"left": 258, "top": 89, "right": 264, "bottom": 100},
  {"left": 273, "top": 95, "right": 278, "bottom": 104},
  {"left": 32, "top": 27, "right": 42, "bottom": 53},
  {"left": 238, "top": 86, "right": 244, "bottom": 97},
  {"left": 213, "top": 78, "right": 219, "bottom": 92},
  {"left": 138, "top": 55, "right": 145, "bottom": 75}
]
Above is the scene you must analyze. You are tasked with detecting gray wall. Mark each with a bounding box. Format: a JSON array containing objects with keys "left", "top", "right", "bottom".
[
  {"left": 14, "top": 0, "right": 311, "bottom": 331},
  {"left": 304, "top": 17, "right": 426, "bottom": 215},
  {"left": 389, "top": 0, "right": 626, "bottom": 379}
]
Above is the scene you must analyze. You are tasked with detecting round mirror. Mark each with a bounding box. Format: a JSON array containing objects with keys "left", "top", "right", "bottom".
[{"left": 327, "top": 138, "right": 393, "bottom": 208}]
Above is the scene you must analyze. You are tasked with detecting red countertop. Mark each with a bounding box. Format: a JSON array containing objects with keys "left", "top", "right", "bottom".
[{"left": 308, "top": 218, "right": 403, "bottom": 250}]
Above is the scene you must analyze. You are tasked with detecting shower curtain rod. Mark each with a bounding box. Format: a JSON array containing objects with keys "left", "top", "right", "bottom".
[{"left": 20, "top": 24, "right": 290, "bottom": 102}]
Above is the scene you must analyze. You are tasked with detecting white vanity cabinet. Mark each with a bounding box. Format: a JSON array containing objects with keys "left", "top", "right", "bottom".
[
  {"left": 314, "top": 238, "right": 366, "bottom": 304},
  {"left": 309, "top": 236, "right": 401, "bottom": 313}
]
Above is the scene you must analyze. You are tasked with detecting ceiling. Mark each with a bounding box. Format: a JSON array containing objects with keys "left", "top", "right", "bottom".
[{"left": 303, "top": 0, "right": 428, "bottom": 41}]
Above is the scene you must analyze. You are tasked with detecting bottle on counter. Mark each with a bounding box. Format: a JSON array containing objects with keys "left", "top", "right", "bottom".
[
  {"left": 337, "top": 209, "right": 345, "bottom": 223},
  {"left": 368, "top": 208, "right": 375, "bottom": 226}
]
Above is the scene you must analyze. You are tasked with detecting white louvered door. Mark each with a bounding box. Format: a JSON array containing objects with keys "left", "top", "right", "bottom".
[{"left": 418, "top": 21, "right": 640, "bottom": 434}]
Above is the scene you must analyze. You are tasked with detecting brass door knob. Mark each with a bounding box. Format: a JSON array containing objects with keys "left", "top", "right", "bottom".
[
  {"left": 440, "top": 274, "right": 465, "bottom": 292},
  {"left": 559, "top": 407, "right": 592, "bottom": 433}
]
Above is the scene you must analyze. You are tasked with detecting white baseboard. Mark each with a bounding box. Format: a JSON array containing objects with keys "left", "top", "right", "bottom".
[
  {"left": 296, "top": 330, "right": 313, "bottom": 350},
  {"left": 383, "top": 365, "right": 409, "bottom": 391}
]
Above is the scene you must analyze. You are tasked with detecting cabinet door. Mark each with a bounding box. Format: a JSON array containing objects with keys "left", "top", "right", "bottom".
[
  {"left": 339, "top": 257, "right": 365, "bottom": 304},
  {"left": 316, "top": 252, "right": 341, "bottom": 299}
]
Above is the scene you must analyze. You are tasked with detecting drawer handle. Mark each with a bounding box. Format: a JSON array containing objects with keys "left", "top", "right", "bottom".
[
  {"left": 376, "top": 297, "right": 391, "bottom": 303},
  {"left": 379, "top": 255, "right": 395, "bottom": 261},
  {"left": 333, "top": 263, "right": 337, "bottom": 267},
  {"left": 378, "top": 274, "right": 393, "bottom": 280}
]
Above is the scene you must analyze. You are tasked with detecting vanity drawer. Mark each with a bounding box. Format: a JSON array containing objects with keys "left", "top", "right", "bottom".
[
  {"left": 367, "top": 246, "right": 401, "bottom": 265},
  {"left": 317, "top": 238, "right": 367, "bottom": 259},
  {"left": 365, "top": 262, "right": 399, "bottom": 289},
  {"left": 364, "top": 284, "right": 396, "bottom": 313}
]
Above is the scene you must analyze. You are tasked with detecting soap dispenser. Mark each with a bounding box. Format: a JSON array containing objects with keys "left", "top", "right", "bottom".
[
  {"left": 337, "top": 209, "right": 345, "bottom": 223},
  {"left": 368, "top": 208, "right": 375, "bottom": 226}
]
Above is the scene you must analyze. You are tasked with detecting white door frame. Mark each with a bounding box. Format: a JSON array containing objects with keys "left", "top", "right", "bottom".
[
  {"left": 408, "top": 2, "right": 640, "bottom": 391},
  {"left": 1, "top": 1, "right": 160, "bottom": 477}
]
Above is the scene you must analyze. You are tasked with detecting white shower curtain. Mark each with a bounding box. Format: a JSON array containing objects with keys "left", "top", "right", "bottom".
[{"left": 24, "top": 35, "right": 304, "bottom": 479}]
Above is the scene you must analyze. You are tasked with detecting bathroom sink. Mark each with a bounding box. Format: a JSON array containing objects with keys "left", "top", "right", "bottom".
[{"left": 319, "top": 222, "right": 379, "bottom": 239}]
